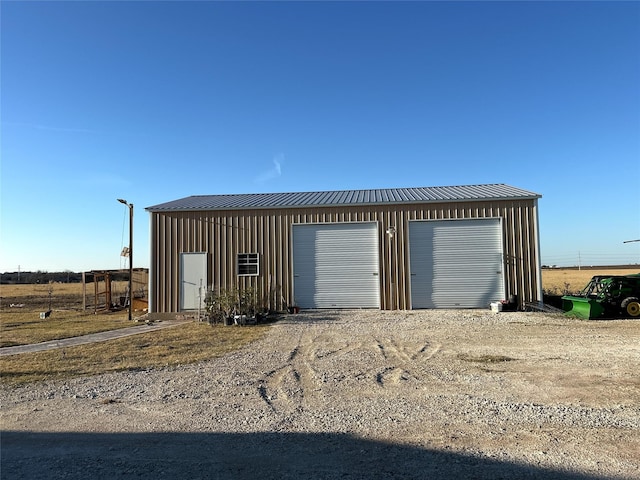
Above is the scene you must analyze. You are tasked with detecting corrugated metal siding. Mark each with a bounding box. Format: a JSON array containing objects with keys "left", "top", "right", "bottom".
[
  {"left": 148, "top": 199, "right": 541, "bottom": 313},
  {"left": 293, "top": 223, "right": 380, "bottom": 308}
]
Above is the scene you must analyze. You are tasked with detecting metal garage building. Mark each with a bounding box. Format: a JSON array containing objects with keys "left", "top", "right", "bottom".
[{"left": 145, "top": 184, "right": 542, "bottom": 313}]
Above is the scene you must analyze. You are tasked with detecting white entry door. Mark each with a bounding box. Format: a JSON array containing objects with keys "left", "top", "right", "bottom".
[
  {"left": 293, "top": 223, "right": 380, "bottom": 308},
  {"left": 180, "top": 252, "right": 207, "bottom": 311},
  {"left": 409, "top": 219, "right": 505, "bottom": 308}
]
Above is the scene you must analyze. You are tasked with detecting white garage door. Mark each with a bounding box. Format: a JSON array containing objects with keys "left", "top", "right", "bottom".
[
  {"left": 409, "top": 219, "right": 505, "bottom": 309},
  {"left": 293, "top": 223, "right": 380, "bottom": 308}
]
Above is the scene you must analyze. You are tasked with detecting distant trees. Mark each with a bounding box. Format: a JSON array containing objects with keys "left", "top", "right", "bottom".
[
  {"left": 0, "top": 271, "right": 82, "bottom": 284},
  {"left": 0, "top": 270, "right": 134, "bottom": 284}
]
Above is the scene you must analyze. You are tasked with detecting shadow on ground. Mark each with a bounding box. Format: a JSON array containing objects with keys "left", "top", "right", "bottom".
[{"left": 1, "top": 431, "right": 607, "bottom": 479}]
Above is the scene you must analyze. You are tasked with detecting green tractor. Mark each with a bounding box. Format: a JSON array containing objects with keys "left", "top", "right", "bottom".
[{"left": 562, "top": 274, "right": 640, "bottom": 320}]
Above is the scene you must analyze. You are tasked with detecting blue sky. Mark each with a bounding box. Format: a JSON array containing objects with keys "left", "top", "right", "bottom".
[{"left": 1, "top": 1, "right": 639, "bottom": 273}]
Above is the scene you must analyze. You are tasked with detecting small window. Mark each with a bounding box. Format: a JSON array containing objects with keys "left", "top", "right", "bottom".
[{"left": 237, "top": 253, "right": 259, "bottom": 276}]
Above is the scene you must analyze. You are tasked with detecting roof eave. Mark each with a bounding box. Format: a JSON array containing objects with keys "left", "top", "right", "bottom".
[{"left": 145, "top": 194, "right": 542, "bottom": 213}]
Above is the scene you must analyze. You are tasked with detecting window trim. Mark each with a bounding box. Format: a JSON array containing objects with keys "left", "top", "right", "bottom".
[{"left": 237, "top": 252, "right": 259, "bottom": 276}]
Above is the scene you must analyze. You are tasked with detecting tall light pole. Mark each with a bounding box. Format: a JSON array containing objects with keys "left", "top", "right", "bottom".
[{"left": 117, "top": 198, "right": 133, "bottom": 321}]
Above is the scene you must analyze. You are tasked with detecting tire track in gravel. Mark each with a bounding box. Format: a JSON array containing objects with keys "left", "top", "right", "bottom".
[
  {"left": 371, "top": 336, "right": 442, "bottom": 387},
  {"left": 256, "top": 323, "right": 375, "bottom": 427},
  {"left": 256, "top": 325, "right": 320, "bottom": 427},
  {"left": 257, "top": 323, "right": 445, "bottom": 422}
]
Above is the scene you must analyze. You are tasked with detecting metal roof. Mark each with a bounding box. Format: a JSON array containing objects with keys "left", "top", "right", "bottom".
[{"left": 146, "top": 184, "right": 541, "bottom": 212}]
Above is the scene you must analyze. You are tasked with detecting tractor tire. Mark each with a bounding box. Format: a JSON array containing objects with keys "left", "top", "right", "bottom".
[{"left": 621, "top": 297, "right": 640, "bottom": 317}]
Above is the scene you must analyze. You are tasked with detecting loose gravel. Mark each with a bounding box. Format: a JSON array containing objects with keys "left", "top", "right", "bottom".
[{"left": 1, "top": 309, "right": 639, "bottom": 479}]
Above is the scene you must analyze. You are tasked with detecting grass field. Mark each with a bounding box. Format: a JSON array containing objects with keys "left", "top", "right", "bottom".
[
  {"left": 1, "top": 281, "right": 144, "bottom": 348},
  {"left": 541, "top": 266, "right": 639, "bottom": 295},
  {"left": 0, "top": 281, "right": 271, "bottom": 385},
  {"left": 0, "top": 322, "right": 269, "bottom": 385}
]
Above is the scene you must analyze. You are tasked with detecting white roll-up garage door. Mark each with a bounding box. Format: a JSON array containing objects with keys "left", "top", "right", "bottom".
[
  {"left": 409, "top": 218, "right": 505, "bottom": 309},
  {"left": 293, "top": 223, "right": 380, "bottom": 308}
]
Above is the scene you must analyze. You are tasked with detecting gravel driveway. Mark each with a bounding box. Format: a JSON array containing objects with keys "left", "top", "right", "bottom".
[{"left": 1, "top": 309, "right": 639, "bottom": 479}]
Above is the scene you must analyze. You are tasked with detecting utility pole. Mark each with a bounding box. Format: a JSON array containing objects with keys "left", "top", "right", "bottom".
[{"left": 117, "top": 199, "right": 134, "bottom": 321}]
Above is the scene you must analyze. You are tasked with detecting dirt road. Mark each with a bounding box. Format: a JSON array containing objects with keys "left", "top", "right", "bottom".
[{"left": 1, "top": 310, "right": 639, "bottom": 479}]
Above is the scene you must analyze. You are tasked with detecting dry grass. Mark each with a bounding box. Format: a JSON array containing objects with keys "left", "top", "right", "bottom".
[
  {"left": 1, "top": 281, "right": 144, "bottom": 347},
  {"left": 541, "top": 267, "right": 639, "bottom": 295},
  {"left": 1, "top": 281, "right": 130, "bottom": 298},
  {"left": 1, "top": 281, "right": 272, "bottom": 385},
  {"left": 0, "top": 310, "right": 136, "bottom": 348},
  {"left": 0, "top": 281, "right": 133, "bottom": 312},
  {"left": 0, "top": 322, "right": 269, "bottom": 386}
]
